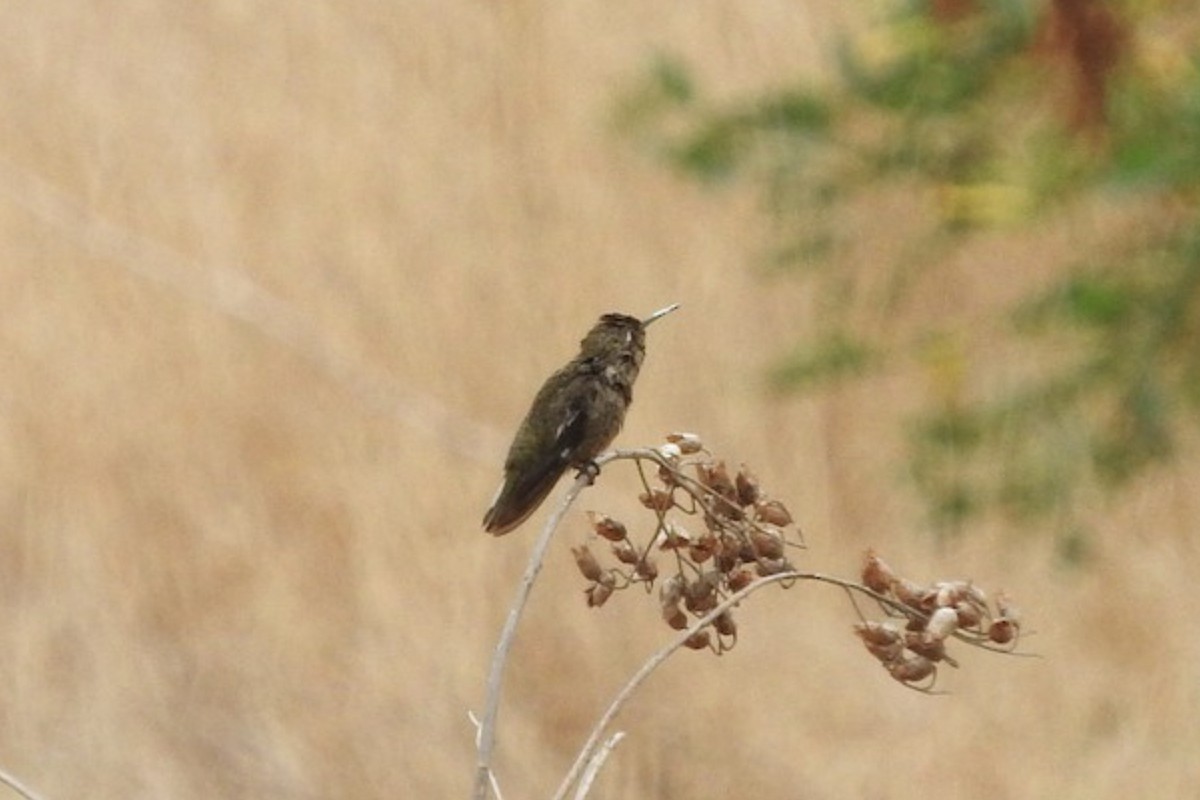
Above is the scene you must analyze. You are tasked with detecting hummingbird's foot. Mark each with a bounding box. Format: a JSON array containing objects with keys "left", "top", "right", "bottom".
[{"left": 576, "top": 460, "right": 601, "bottom": 485}]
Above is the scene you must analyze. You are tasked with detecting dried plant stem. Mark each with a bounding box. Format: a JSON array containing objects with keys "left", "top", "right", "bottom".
[
  {"left": 552, "top": 569, "right": 805, "bottom": 800},
  {"left": 472, "top": 452, "right": 623, "bottom": 800},
  {"left": 0, "top": 766, "right": 46, "bottom": 800},
  {"left": 551, "top": 568, "right": 929, "bottom": 799},
  {"left": 472, "top": 446, "right": 917, "bottom": 800},
  {"left": 571, "top": 732, "right": 625, "bottom": 800}
]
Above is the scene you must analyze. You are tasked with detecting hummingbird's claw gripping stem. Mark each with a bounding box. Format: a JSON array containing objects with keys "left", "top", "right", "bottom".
[{"left": 577, "top": 461, "right": 601, "bottom": 486}]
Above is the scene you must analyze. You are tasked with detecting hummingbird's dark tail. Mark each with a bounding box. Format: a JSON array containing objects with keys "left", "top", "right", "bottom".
[{"left": 482, "top": 463, "right": 569, "bottom": 536}]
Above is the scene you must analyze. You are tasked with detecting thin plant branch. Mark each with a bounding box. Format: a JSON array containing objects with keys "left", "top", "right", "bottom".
[
  {"left": 551, "top": 569, "right": 805, "bottom": 800},
  {"left": 0, "top": 766, "right": 47, "bottom": 800},
  {"left": 474, "top": 441, "right": 1029, "bottom": 799},
  {"left": 471, "top": 451, "right": 623, "bottom": 800},
  {"left": 466, "top": 711, "right": 504, "bottom": 800},
  {"left": 571, "top": 732, "right": 626, "bottom": 800},
  {"left": 552, "top": 561, "right": 1028, "bottom": 797}
]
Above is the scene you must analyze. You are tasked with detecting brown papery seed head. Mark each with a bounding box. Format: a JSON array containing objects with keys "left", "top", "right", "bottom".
[
  {"left": 726, "top": 567, "right": 755, "bottom": 592},
  {"left": 750, "top": 527, "right": 785, "bottom": 560},
  {"left": 755, "top": 557, "right": 791, "bottom": 577},
  {"left": 611, "top": 539, "right": 640, "bottom": 565},
  {"left": 888, "top": 655, "right": 936, "bottom": 684},
  {"left": 660, "top": 574, "right": 685, "bottom": 607},
  {"left": 684, "top": 573, "right": 720, "bottom": 613},
  {"left": 892, "top": 578, "right": 933, "bottom": 612},
  {"left": 572, "top": 545, "right": 603, "bottom": 582},
  {"left": 662, "top": 604, "right": 688, "bottom": 630},
  {"left": 925, "top": 606, "right": 960, "bottom": 641},
  {"left": 854, "top": 621, "right": 902, "bottom": 646},
  {"left": 862, "top": 549, "right": 896, "bottom": 594},
  {"left": 659, "top": 523, "right": 692, "bottom": 550},
  {"left": 988, "top": 618, "right": 1017, "bottom": 645},
  {"left": 639, "top": 489, "right": 674, "bottom": 512},
  {"left": 735, "top": 465, "right": 761, "bottom": 506},
  {"left": 904, "top": 631, "right": 947, "bottom": 662},
  {"left": 666, "top": 432, "right": 704, "bottom": 455},
  {"left": 754, "top": 498, "right": 794, "bottom": 528},
  {"left": 586, "top": 580, "right": 614, "bottom": 608},
  {"left": 635, "top": 557, "right": 659, "bottom": 582},
  {"left": 588, "top": 511, "right": 628, "bottom": 542},
  {"left": 954, "top": 600, "right": 983, "bottom": 629}
]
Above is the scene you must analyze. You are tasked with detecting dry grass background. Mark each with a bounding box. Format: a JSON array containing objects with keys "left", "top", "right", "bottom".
[{"left": 2, "top": 2, "right": 1199, "bottom": 798}]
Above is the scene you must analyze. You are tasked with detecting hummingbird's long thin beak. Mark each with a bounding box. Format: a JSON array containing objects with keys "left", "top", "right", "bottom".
[{"left": 642, "top": 303, "right": 680, "bottom": 327}]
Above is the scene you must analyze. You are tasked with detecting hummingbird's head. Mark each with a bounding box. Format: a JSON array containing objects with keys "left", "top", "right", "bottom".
[
  {"left": 578, "top": 304, "right": 678, "bottom": 365},
  {"left": 579, "top": 313, "right": 647, "bottom": 365}
]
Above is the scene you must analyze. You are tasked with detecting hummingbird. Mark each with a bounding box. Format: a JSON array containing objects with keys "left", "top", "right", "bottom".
[{"left": 483, "top": 304, "right": 680, "bottom": 535}]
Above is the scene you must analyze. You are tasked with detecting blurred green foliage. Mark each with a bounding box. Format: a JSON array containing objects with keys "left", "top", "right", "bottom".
[{"left": 618, "top": 0, "right": 1200, "bottom": 548}]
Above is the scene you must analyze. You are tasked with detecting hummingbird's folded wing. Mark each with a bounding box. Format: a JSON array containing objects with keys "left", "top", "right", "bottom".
[{"left": 483, "top": 392, "right": 589, "bottom": 535}]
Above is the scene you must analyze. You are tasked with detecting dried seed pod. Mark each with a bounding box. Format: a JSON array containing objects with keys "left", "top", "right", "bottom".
[
  {"left": 713, "top": 549, "right": 737, "bottom": 574},
  {"left": 660, "top": 574, "right": 685, "bottom": 608},
  {"left": 861, "top": 549, "right": 896, "bottom": 594},
  {"left": 658, "top": 523, "right": 692, "bottom": 550},
  {"left": 683, "top": 571, "right": 721, "bottom": 613},
  {"left": 754, "top": 557, "right": 791, "bottom": 577},
  {"left": 611, "top": 538, "right": 640, "bottom": 565},
  {"left": 726, "top": 567, "right": 755, "bottom": 593},
  {"left": 904, "top": 631, "right": 947, "bottom": 662},
  {"left": 572, "top": 545, "right": 603, "bottom": 583},
  {"left": 935, "top": 581, "right": 962, "bottom": 609},
  {"left": 888, "top": 655, "right": 936, "bottom": 684},
  {"left": 639, "top": 489, "right": 674, "bottom": 512},
  {"left": 585, "top": 576, "right": 616, "bottom": 608},
  {"left": 683, "top": 629, "right": 712, "bottom": 650},
  {"left": 988, "top": 592, "right": 1021, "bottom": 644},
  {"left": 988, "top": 618, "right": 1018, "bottom": 645},
  {"left": 666, "top": 431, "right": 704, "bottom": 455},
  {"left": 735, "top": 465, "right": 761, "bottom": 506},
  {"left": 662, "top": 603, "right": 688, "bottom": 630},
  {"left": 713, "top": 610, "right": 737, "bottom": 638},
  {"left": 697, "top": 461, "right": 742, "bottom": 518},
  {"left": 703, "top": 460, "right": 734, "bottom": 492},
  {"left": 588, "top": 511, "right": 628, "bottom": 542},
  {"left": 657, "top": 442, "right": 683, "bottom": 461},
  {"left": 688, "top": 531, "right": 718, "bottom": 564},
  {"left": 855, "top": 621, "right": 904, "bottom": 661},
  {"left": 634, "top": 557, "right": 659, "bottom": 583},
  {"left": 854, "top": 620, "right": 902, "bottom": 647},
  {"left": 892, "top": 578, "right": 935, "bottom": 612},
  {"left": 737, "top": 539, "right": 759, "bottom": 565},
  {"left": 954, "top": 600, "right": 983, "bottom": 629},
  {"left": 750, "top": 527, "right": 785, "bottom": 560},
  {"left": 754, "top": 498, "right": 794, "bottom": 528},
  {"left": 925, "top": 606, "right": 960, "bottom": 641},
  {"left": 865, "top": 640, "right": 905, "bottom": 663}
]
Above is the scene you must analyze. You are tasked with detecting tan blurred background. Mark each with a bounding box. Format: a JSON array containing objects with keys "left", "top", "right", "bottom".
[{"left": 2, "top": 2, "right": 1198, "bottom": 798}]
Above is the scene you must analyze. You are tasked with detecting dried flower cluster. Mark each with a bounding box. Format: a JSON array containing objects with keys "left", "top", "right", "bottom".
[
  {"left": 854, "top": 549, "right": 1022, "bottom": 690},
  {"left": 571, "top": 433, "right": 805, "bottom": 654}
]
